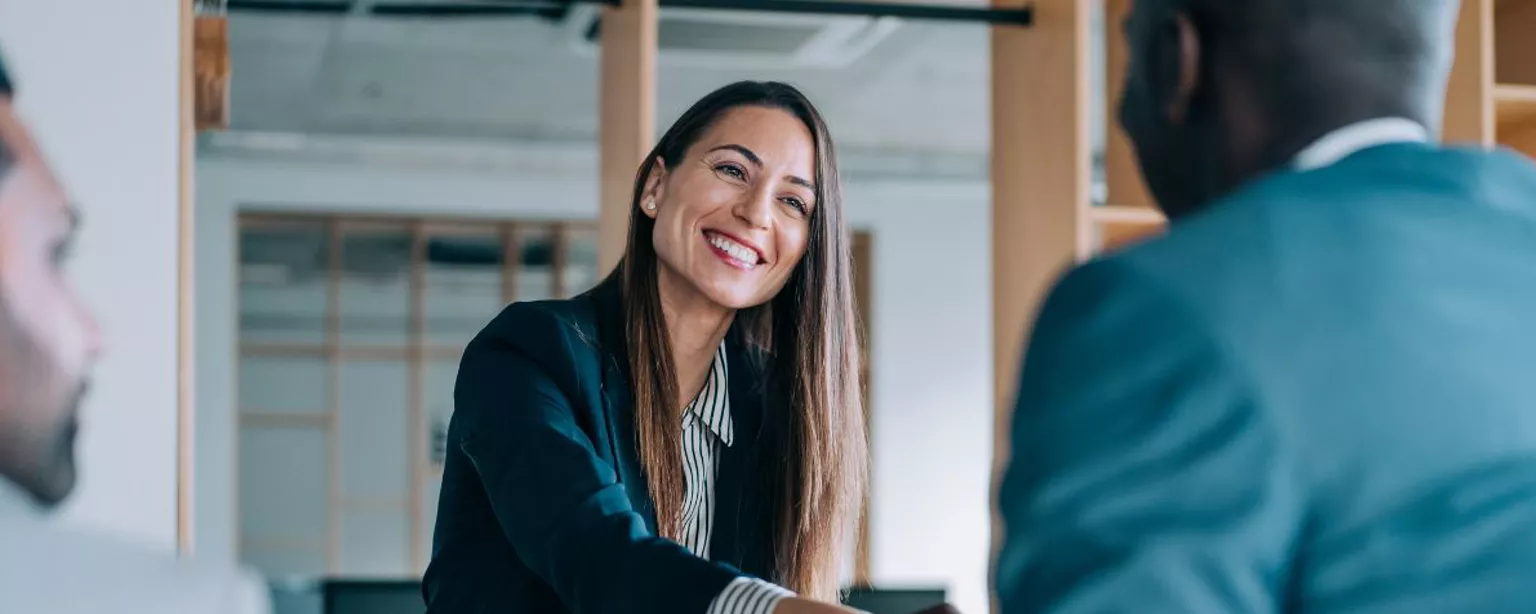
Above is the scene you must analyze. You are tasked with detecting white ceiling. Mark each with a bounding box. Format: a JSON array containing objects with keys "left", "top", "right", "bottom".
[{"left": 222, "top": 6, "right": 1105, "bottom": 173}]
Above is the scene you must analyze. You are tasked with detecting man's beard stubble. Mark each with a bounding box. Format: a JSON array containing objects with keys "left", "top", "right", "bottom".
[{"left": 0, "top": 292, "right": 87, "bottom": 507}]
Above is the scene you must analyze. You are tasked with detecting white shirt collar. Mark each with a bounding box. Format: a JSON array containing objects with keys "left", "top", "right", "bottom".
[
  {"left": 683, "top": 342, "right": 733, "bottom": 446},
  {"left": 1292, "top": 117, "right": 1429, "bottom": 171}
]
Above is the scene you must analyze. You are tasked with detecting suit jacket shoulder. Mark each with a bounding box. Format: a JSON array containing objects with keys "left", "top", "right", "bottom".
[
  {"left": 1107, "top": 142, "right": 1536, "bottom": 326},
  {"left": 471, "top": 287, "right": 610, "bottom": 387}
]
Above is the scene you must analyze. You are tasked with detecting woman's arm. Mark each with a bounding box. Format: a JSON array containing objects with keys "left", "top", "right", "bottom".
[
  {"left": 453, "top": 331, "right": 742, "bottom": 613},
  {"left": 773, "top": 598, "right": 868, "bottom": 614}
]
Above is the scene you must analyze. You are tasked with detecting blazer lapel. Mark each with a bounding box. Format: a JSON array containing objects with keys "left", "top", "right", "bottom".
[
  {"left": 710, "top": 332, "right": 776, "bottom": 578},
  {"left": 591, "top": 275, "right": 659, "bottom": 535}
]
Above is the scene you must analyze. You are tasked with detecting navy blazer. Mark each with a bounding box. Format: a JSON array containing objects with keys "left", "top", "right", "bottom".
[
  {"left": 423, "top": 275, "right": 789, "bottom": 614},
  {"left": 997, "top": 142, "right": 1536, "bottom": 612}
]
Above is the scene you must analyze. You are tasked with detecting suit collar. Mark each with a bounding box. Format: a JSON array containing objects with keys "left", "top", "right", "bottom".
[
  {"left": 589, "top": 274, "right": 658, "bottom": 532},
  {"left": 0, "top": 476, "right": 44, "bottom": 520},
  {"left": 1293, "top": 117, "right": 1428, "bottom": 171},
  {"left": 684, "top": 343, "right": 734, "bottom": 447},
  {"left": 708, "top": 331, "right": 772, "bottom": 573}
]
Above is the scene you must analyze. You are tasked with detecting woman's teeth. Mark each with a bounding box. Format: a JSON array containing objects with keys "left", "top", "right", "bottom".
[{"left": 708, "top": 234, "right": 759, "bottom": 268}]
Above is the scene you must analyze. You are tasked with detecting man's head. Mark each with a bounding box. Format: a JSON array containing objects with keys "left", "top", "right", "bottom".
[
  {"left": 0, "top": 51, "right": 101, "bottom": 507},
  {"left": 1119, "top": 0, "right": 1460, "bottom": 219}
]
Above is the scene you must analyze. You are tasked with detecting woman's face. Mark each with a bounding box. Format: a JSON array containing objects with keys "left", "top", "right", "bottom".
[{"left": 647, "top": 105, "right": 818, "bottom": 311}]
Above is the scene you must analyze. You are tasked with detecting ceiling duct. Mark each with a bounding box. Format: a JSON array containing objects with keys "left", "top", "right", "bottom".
[
  {"left": 563, "top": 3, "right": 899, "bottom": 69},
  {"left": 227, "top": 0, "right": 900, "bottom": 67},
  {"left": 228, "top": 0, "right": 568, "bottom": 18}
]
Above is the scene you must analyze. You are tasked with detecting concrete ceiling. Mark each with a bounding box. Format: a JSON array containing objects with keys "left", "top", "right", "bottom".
[{"left": 221, "top": 6, "right": 1105, "bottom": 171}]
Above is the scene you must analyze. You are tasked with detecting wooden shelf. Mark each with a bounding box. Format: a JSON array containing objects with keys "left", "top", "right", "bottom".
[
  {"left": 1090, "top": 205, "right": 1166, "bottom": 254},
  {"left": 1496, "top": 84, "right": 1536, "bottom": 156},
  {"left": 1496, "top": 84, "right": 1536, "bottom": 127},
  {"left": 1089, "top": 204, "right": 1166, "bottom": 226}
]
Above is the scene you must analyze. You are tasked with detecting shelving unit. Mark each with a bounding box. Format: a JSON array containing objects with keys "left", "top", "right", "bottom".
[
  {"left": 1447, "top": 0, "right": 1536, "bottom": 154},
  {"left": 1495, "top": 83, "right": 1536, "bottom": 155},
  {"left": 1095, "top": 0, "right": 1536, "bottom": 258},
  {"left": 1089, "top": 203, "right": 1165, "bottom": 253},
  {"left": 1492, "top": 1, "right": 1536, "bottom": 156}
]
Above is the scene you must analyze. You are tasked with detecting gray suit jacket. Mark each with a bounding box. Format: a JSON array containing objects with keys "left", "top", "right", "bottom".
[
  {"left": 997, "top": 142, "right": 1536, "bottom": 612},
  {"left": 0, "top": 479, "right": 271, "bottom": 614}
]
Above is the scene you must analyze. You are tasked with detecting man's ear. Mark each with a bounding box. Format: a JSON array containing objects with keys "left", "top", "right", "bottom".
[
  {"left": 640, "top": 160, "right": 668, "bottom": 220},
  {"left": 1157, "top": 11, "right": 1202, "bottom": 125}
]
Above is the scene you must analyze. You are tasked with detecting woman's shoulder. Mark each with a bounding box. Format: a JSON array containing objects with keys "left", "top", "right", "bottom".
[
  {"left": 473, "top": 293, "right": 601, "bottom": 354},
  {"left": 460, "top": 290, "right": 612, "bottom": 388},
  {"left": 450, "top": 292, "right": 615, "bottom": 437}
]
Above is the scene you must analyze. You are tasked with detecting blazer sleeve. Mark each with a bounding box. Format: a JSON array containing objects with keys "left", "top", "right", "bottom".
[
  {"left": 995, "top": 258, "right": 1306, "bottom": 613},
  {"left": 226, "top": 567, "right": 273, "bottom": 614},
  {"left": 451, "top": 308, "right": 742, "bottom": 614}
]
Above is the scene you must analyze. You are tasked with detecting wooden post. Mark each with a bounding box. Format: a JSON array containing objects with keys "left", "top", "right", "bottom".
[
  {"left": 598, "top": 0, "right": 658, "bottom": 273},
  {"left": 1444, "top": 0, "right": 1495, "bottom": 145},
  {"left": 193, "top": 15, "right": 231, "bottom": 132},
  {"left": 178, "top": 0, "right": 197, "bottom": 556},
  {"left": 852, "top": 231, "right": 874, "bottom": 586},
  {"left": 989, "top": 0, "right": 1092, "bottom": 606},
  {"left": 408, "top": 222, "right": 427, "bottom": 572}
]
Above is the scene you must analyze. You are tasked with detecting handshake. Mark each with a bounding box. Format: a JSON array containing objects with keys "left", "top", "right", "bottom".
[{"left": 777, "top": 599, "right": 961, "bottom": 614}]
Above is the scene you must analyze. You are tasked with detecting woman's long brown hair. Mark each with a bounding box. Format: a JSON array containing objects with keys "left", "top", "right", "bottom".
[{"left": 617, "top": 81, "right": 866, "bottom": 600}]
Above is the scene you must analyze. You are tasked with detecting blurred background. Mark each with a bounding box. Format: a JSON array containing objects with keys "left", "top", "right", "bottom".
[
  {"left": 199, "top": 4, "right": 1009, "bottom": 612},
  {"left": 12, "top": 0, "right": 1520, "bottom": 613}
]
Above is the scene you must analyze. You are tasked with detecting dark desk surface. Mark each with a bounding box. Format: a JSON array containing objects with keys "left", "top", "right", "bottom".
[{"left": 317, "top": 579, "right": 948, "bottom": 614}]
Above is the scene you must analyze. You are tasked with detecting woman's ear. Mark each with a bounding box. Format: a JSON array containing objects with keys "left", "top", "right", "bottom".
[{"left": 640, "top": 160, "right": 669, "bottom": 220}]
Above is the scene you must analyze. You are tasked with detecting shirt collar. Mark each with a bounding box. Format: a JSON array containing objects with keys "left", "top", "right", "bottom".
[
  {"left": 0, "top": 475, "right": 45, "bottom": 520},
  {"left": 1292, "top": 117, "right": 1429, "bottom": 171},
  {"left": 684, "top": 342, "right": 734, "bottom": 447}
]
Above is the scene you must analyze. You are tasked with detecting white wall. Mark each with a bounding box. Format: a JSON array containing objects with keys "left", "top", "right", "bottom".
[
  {"left": 0, "top": 0, "right": 184, "bottom": 549},
  {"left": 196, "top": 151, "right": 993, "bottom": 613}
]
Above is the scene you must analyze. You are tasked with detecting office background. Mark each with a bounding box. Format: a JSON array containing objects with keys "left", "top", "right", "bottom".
[
  {"left": 193, "top": 8, "right": 1025, "bottom": 612},
  {"left": 1, "top": 1, "right": 1524, "bottom": 613}
]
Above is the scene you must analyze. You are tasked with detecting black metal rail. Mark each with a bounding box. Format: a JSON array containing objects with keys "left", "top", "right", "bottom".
[
  {"left": 228, "top": 0, "right": 1032, "bottom": 26},
  {"left": 659, "top": 0, "right": 1030, "bottom": 25}
]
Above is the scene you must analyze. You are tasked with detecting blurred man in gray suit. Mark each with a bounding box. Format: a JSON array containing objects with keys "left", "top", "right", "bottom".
[
  {"left": 0, "top": 49, "right": 269, "bottom": 613},
  {"left": 998, "top": 0, "right": 1536, "bottom": 612}
]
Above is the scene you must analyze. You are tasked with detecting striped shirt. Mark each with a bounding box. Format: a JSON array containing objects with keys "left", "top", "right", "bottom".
[{"left": 687, "top": 343, "right": 797, "bottom": 614}]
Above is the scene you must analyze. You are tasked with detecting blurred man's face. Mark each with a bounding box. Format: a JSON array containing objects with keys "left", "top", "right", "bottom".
[{"left": 0, "top": 95, "right": 100, "bottom": 507}]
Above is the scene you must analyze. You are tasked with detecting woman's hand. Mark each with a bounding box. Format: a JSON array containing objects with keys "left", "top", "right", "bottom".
[{"left": 771, "top": 597, "right": 867, "bottom": 614}]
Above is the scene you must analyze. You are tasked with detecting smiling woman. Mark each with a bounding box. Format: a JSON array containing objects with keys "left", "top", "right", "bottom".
[{"left": 423, "top": 81, "right": 867, "bottom": 614}]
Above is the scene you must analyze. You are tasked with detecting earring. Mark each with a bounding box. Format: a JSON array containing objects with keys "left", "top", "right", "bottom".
[{"left": 645, "top": 198, "right": 656, "bottom": 211}]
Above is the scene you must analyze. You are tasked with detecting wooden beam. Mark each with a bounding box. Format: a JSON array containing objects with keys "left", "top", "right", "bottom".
[
  {"left": 553, "top": 223, "right": 570, "bottom": 299},
  {"left": 852, "top": 231, "right": 874, "bottom": 586},
  {"left": 598, "top": 0, "right": 658, "bottom": 273},
  {"left": 501, "top": 223, "right": 520, "bottom": 305},
  {"left": 989, "top": 0, "right": 1091, "bottom": 603},
  {"left": 325, "top": 220, "right": 342, "bottom": 574},
  {"left": 408, "top": 221, "right": 427, "bottom": 573},
  {"left": 178, "top": 0, "right": 196, "bottom": 555},
  {"left": 1444, "top": 0, "right": 1495, "bottom": 145}
]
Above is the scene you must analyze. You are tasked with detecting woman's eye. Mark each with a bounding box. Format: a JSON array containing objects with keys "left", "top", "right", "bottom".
[
  {"left": 782, "top": 197, "right": 808, "bottom": 214},
  {"left": 715, "top": 163, "right": 747, "bottom": 180}
]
